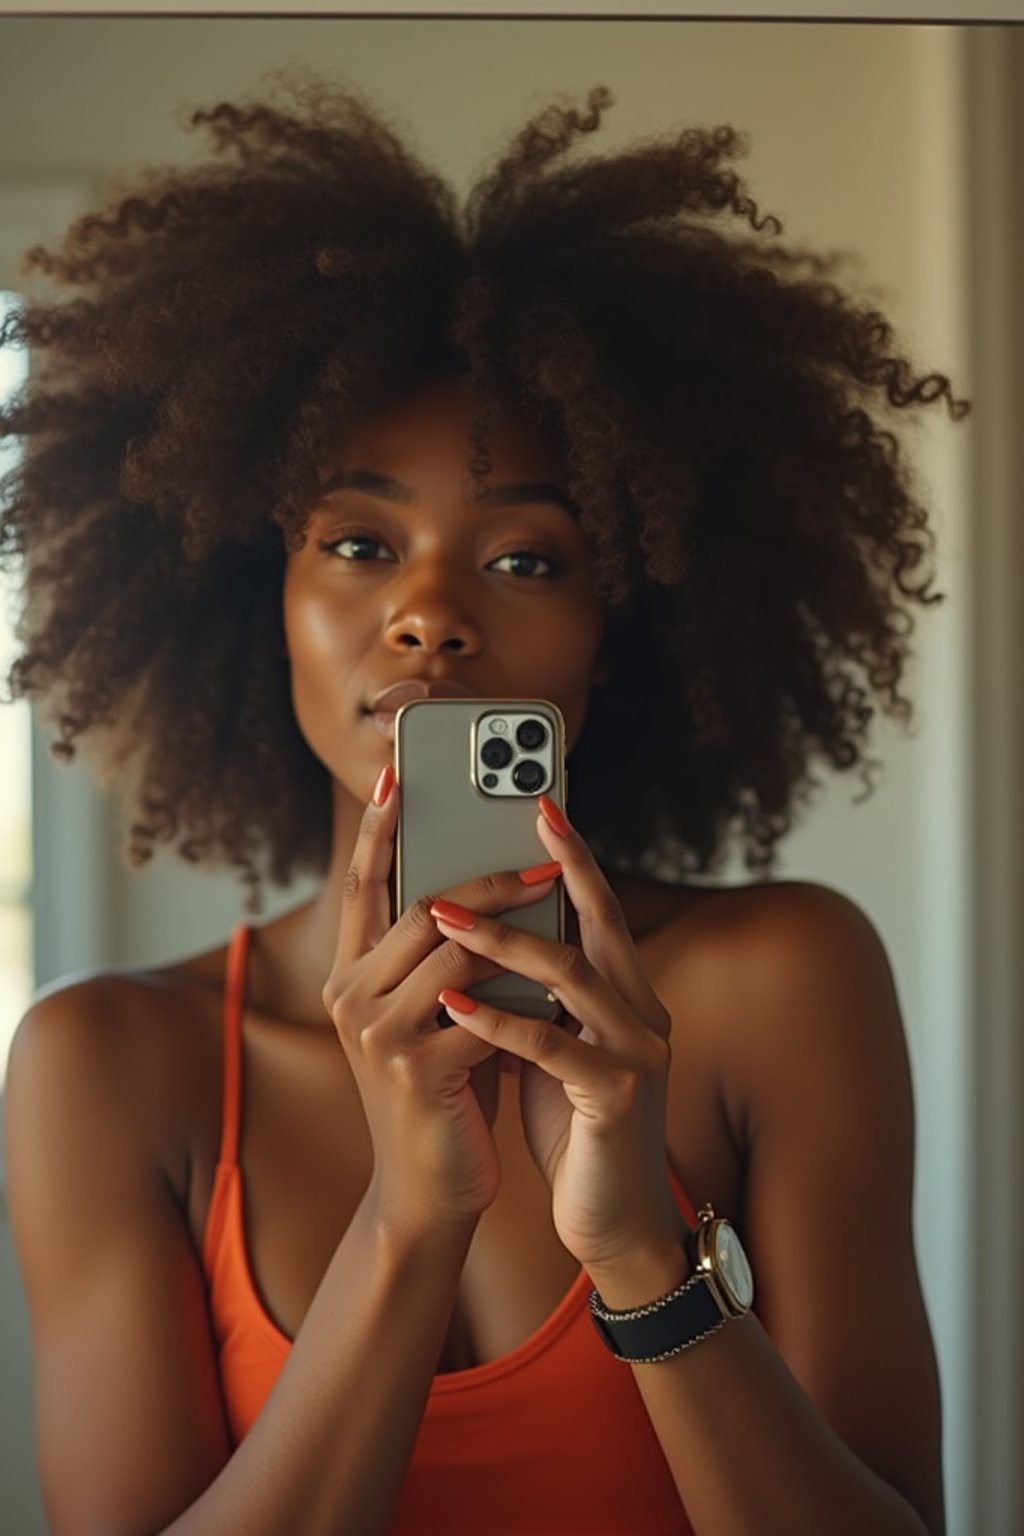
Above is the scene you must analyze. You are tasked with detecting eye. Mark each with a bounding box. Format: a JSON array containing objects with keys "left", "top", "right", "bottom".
[
  {"left": 487, "top": 549, "right": 560, "bottom": 579},
  {"left": 317, "top": 531, "right": 396, "bottom": 563}
]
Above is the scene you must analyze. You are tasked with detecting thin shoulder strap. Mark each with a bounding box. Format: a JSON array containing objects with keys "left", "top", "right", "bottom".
[{"left": 218, "top": 922, "right": 250, "bottom": 1168}]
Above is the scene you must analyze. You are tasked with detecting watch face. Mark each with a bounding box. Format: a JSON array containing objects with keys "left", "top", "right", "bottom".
[{"left": 713, "top": 1222, "right": 754, "bottom": 1309}]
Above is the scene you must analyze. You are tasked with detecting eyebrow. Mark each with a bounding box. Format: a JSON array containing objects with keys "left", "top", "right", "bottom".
[{"left": 315, "top": 469, "right": 579, "bottom": 518}]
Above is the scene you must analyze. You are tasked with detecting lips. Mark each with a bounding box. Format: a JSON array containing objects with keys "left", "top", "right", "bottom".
[
  {"left": 362, "top": 678, "right": 475, "bottom": 741},
  {"left": 364, "top": 678, "right": 476, "bottom": 717}
]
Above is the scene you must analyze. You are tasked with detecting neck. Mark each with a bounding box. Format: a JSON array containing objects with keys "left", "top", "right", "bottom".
[{"left": 246, "top": 777, "right": 385, "bottom": 1027}]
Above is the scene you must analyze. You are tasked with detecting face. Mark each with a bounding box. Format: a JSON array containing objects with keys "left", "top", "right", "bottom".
[{"left": 282, "top": 376, "right": 607, "bottom": 807}]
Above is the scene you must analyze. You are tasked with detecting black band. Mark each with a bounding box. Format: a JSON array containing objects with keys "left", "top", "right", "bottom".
[{"left": 588, "top": 1272, "right": 724, "bottom": 1362}]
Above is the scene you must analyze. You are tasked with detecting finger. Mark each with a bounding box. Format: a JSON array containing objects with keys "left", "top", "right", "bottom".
[
  {"left": 436, "top": 989, "right": 623, "bottom": 1096},
  {"left": 334, "top": 763, "right": 402, "bottom": 968},
  {"left": 430, "top": 907, "right": 653, "bottom": 1058},
  {"left": 367, "top": 863, "right": 561, "bottom": 997},
  {"left": 371, "top": 947, "right": 514, "bottom": 1087},
  {"left": 534, "top": 798, "right": 671, "bottom": 1039},
  {"left": 390, "top": 946, "right": 505, "bottom": 1042}
]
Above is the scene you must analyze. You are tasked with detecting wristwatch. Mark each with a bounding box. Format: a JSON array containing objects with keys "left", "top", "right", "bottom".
[{"left": 589, "top": 1204, "right": 754, "bottom": 1363}]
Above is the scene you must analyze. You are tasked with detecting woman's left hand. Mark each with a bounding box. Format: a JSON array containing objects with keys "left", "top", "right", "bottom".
[{"left": 431, "top": 796, "right": 683, "bottom": 1275}]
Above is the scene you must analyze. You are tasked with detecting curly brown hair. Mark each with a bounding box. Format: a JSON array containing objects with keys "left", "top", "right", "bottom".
[{"left": 0, "top": 69, "right": 967, "bottom": 912}]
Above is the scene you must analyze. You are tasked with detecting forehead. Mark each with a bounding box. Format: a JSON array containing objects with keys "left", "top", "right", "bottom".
[{"left": 321, "top": 376, "right": 568, "bottom": 482}]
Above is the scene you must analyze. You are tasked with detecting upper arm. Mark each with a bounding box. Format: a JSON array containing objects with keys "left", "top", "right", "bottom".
[
  {"left": 716, "top": 883, "right": 945, "bottom": 1536},
  {"left": 5, "top": 981, "right": 230, "bottom": 1536}
]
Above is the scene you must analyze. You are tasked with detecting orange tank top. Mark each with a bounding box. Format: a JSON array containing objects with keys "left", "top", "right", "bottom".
[{"left": 202, "top": 923, "right": 698, "bottom": 1534}]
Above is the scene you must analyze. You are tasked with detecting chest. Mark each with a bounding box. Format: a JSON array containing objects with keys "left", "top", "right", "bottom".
[{"left": 184, "top": 981, "right": 742, "bottom": 1376}]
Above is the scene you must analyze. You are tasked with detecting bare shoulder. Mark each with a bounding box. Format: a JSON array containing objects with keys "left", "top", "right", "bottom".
[
  {"left": 5, "top": 968, "right": 202, "bottom": 1268},
  {"left": 655, "top": 872, "right": 886, "bottom": 967},
  {"left": 653, "top": 878, "right": 907, "bottom": 1135},
  {"left": 710, "top": 874, "right": 898, "bottom": 986},
  {"left": 699, "top": 879, "right": 909, "bottom": 1137},
  {"left": 9, "top": 947, "right": 228, "bottom": 1202}
]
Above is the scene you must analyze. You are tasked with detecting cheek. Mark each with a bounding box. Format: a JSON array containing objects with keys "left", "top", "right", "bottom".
[
  {"left": 283, "top": 556, "right": 361, "bottom": 668},
  {"left": 281, "top": 568, "right": 364, "bottom": 753}
]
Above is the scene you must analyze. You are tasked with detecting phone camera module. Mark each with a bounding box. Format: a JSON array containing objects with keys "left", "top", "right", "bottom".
[
  {"left": 512, "top": 759, "right": 546, "bottom": 794},
  {"left": 516, "top": 719, "right": 548, "bottom": 752},
  {"left": 481, "top": 737, "right": 514, "bottom": 770}
]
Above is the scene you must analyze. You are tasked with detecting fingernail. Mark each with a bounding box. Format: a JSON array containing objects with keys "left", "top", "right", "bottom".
[
  {"left": 518, "top": 860, "right": 562, "bottom": 886},
  {"left": 438, "top": 988, "right": 479, "bottom": 1014},
  {"left": 373, "top": 763, "right": 395, "bottom": 806},
  {"left": 538, "top": 795, "right": 571, "bottom": 837},
  {"left": 430, "top": 899, "right": 476, "bottom": 931}
]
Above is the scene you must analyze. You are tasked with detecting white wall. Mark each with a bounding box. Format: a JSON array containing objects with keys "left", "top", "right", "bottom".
[
  {"left": 961, "top": 31, "right": 1024, "bottom": 1536},
  {"left": 0, "top": 19, "right": 999, "bottom": 1535}
]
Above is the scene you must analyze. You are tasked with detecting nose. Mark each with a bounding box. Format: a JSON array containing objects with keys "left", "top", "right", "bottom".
[{"left": 381, "top": 564, "right": 484, "bottom": 656}]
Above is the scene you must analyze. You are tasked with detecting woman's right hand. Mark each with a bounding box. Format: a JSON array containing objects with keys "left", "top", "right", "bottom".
[{"left": 321, "top": 767, "right": 559, "bottom": 1237}]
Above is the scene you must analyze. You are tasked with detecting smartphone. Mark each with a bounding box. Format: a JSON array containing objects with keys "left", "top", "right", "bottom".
[{"left": 394, "top": 698, "right": 566, "bottom": 1021}]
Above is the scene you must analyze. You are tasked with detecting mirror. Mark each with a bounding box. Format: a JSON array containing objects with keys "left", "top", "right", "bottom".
[{"left": 0, "top": 17, "right": 1017, "bottom": 1536}]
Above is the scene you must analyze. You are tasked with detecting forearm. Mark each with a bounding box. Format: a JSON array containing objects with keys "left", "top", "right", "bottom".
[
  {"left": 165, "top": 1192, "right": 476, "bottom": 1536},
  {"left": 587, "top": 1250, "right": 934, "bottom": 1536}
]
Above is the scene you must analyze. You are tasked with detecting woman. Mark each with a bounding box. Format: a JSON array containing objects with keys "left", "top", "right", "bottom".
[{"left": 2, "top": 72, "right": 958, "bottom": 1535}]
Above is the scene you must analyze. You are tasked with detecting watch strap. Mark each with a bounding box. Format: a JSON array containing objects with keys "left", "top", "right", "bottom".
[{"left": 588, "top": 1268, "right": 726, "bottom": 1362}]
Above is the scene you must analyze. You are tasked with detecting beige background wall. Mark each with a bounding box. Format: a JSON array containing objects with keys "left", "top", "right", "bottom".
[{"left": 0, "top": 18, "right": 1011, "bottom": 1535}]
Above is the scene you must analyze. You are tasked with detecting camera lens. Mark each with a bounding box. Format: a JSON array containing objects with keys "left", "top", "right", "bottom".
[
  {"left": 512, "top": 759, "right": 546, "bottom": 794},
  {"left": 516, "top": 719, "right": 548, "bottom": 752},
  {"left": 481, "top": 737, "right": 513, "bottom": 770}
]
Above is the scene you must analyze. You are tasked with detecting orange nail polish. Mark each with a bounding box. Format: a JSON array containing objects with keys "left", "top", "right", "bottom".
[
  {"left": 373, "top": 763, "right": 395, "bottom": 806},
  {"left": 430, "top": 899, "right": 476, "bottom": 930},
  {"left": 438, "top": 988, "right": 479, "bottom": 1014},
  {"left": 538, "top": 795, "right": 571, "bottom": 837},
  {"left": 518, "top": 860, "right": 562, "bottom": 886}
]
